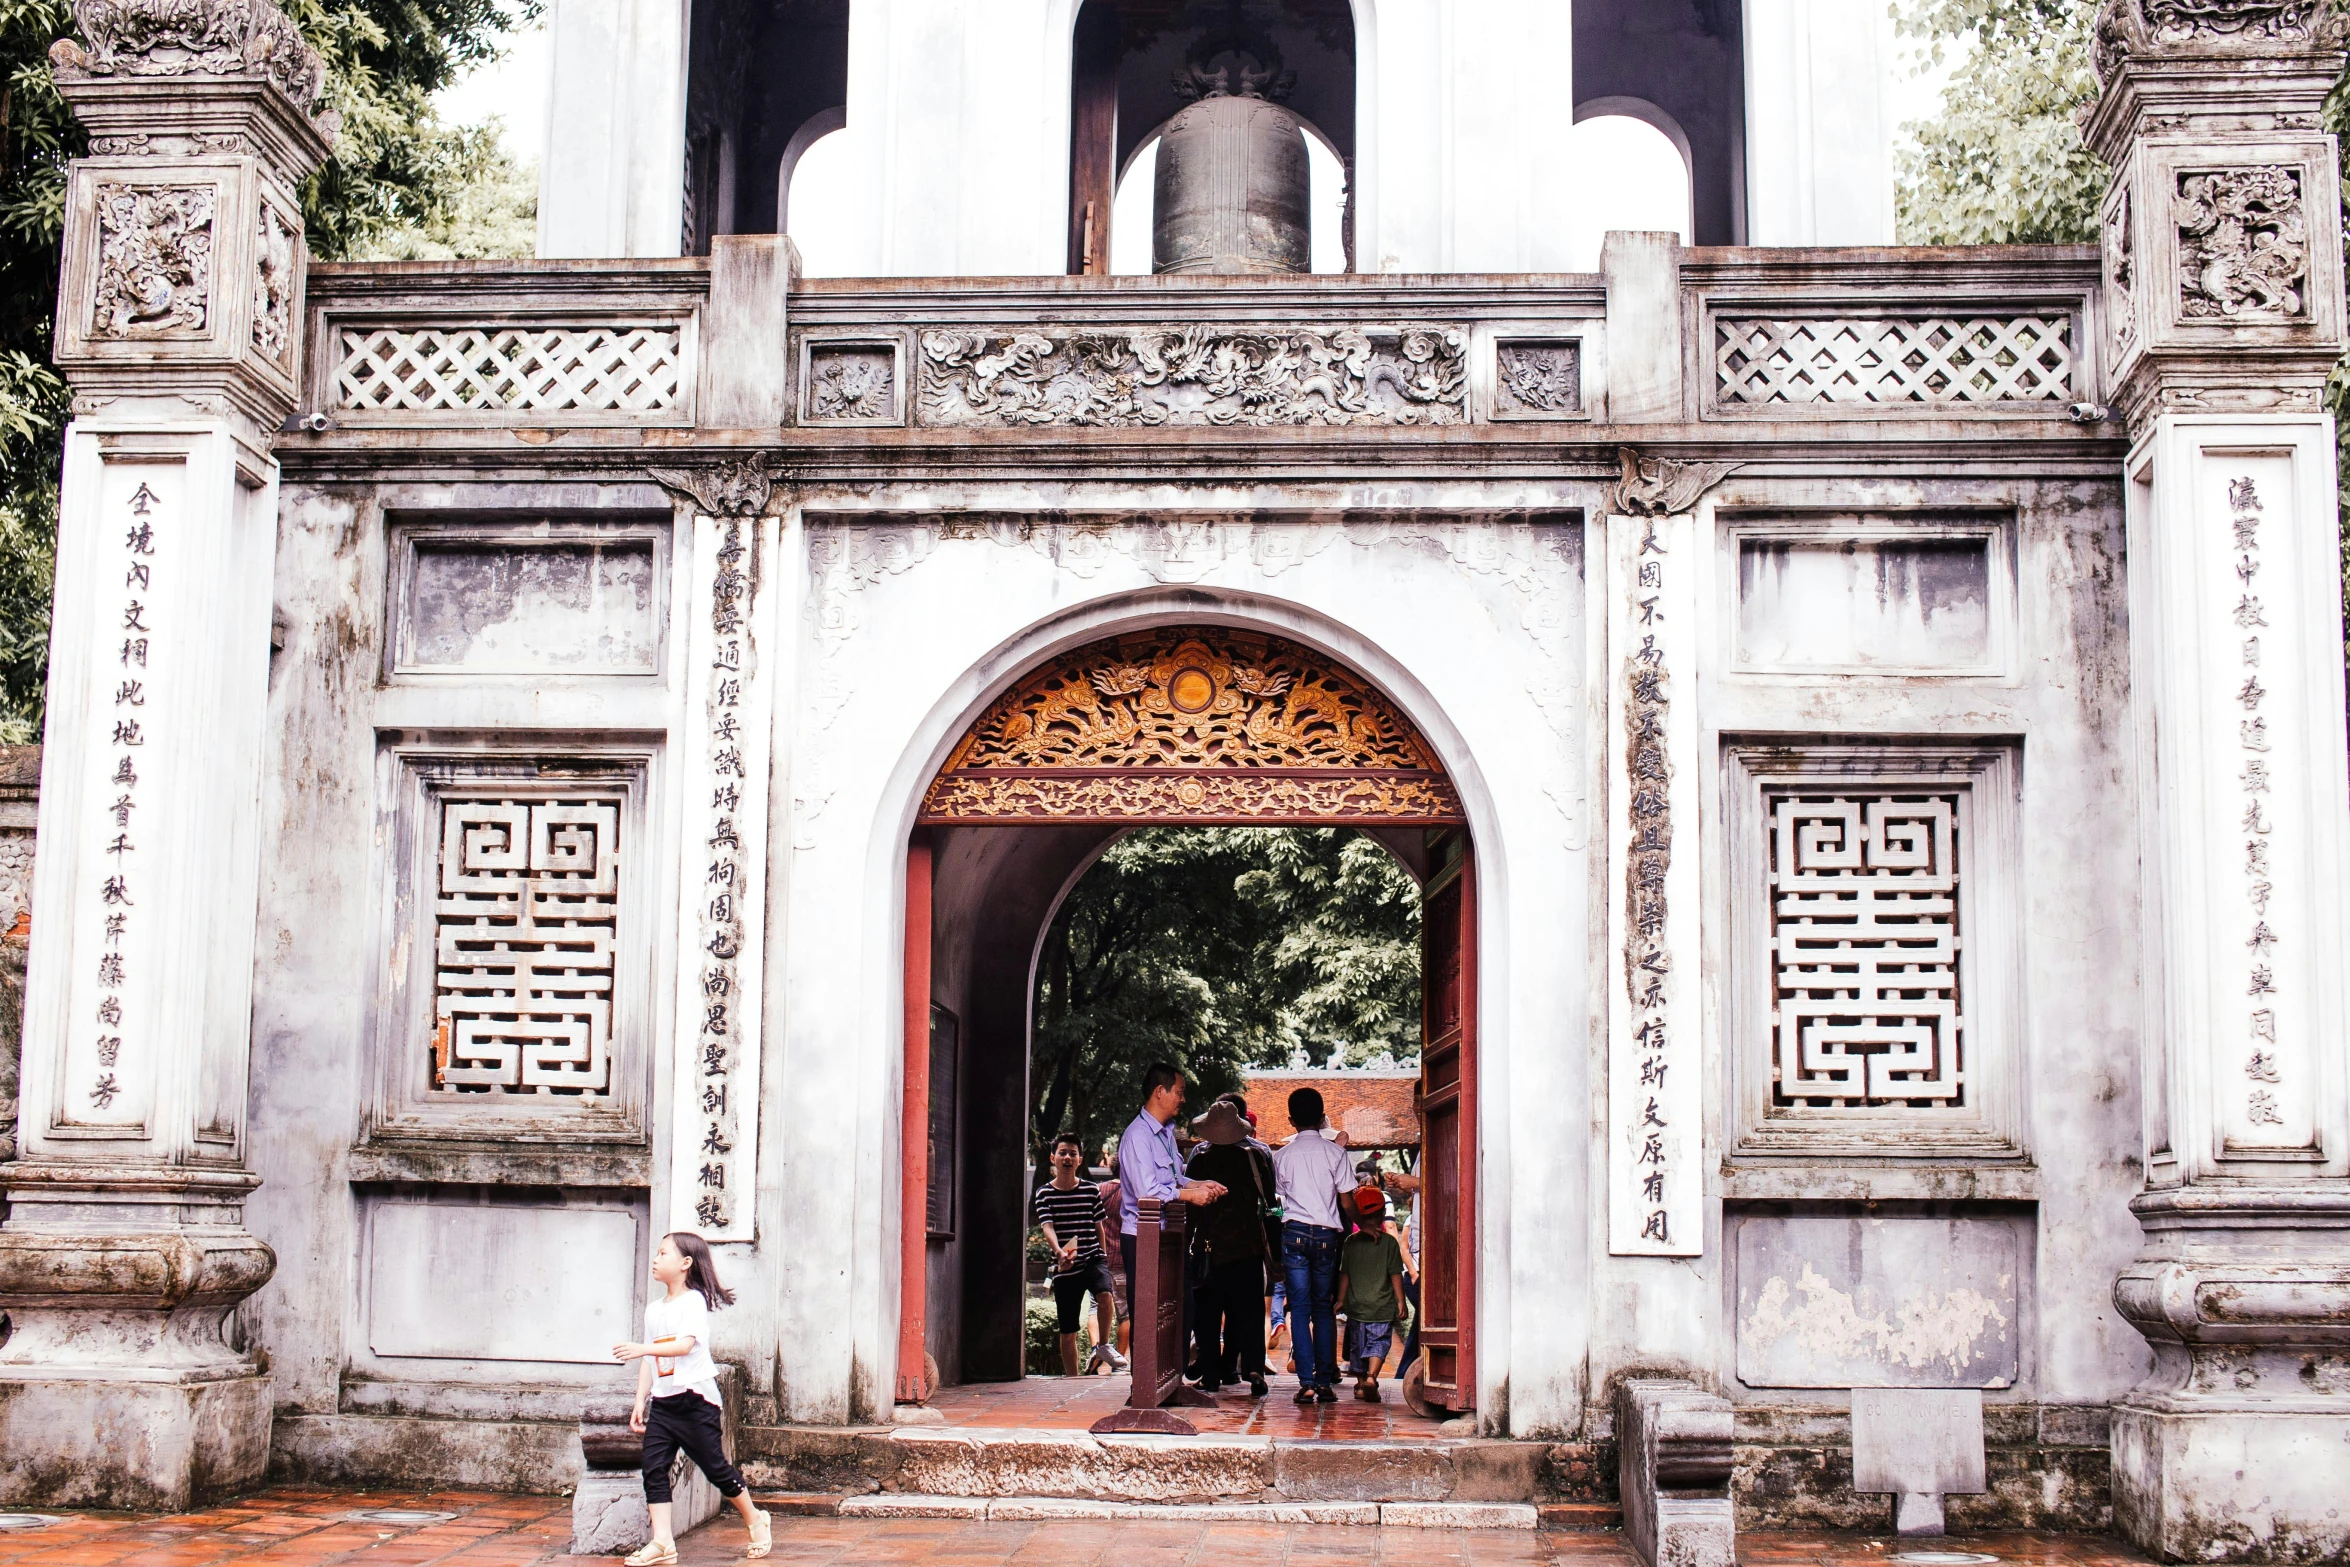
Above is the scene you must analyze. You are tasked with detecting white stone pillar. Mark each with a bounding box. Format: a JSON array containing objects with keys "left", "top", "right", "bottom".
[
  {"left": 0, "top": 0, "right": 331, "bottom": 1509},
  {"left": 2084, "top": 6, "right": 2350, "bottom": 1558},
  {"left": 537, "top": 0, "right": 687, "bottom": 258},
  {"left": 1741, "top": 0, "right": 1897, "bottom": 246},
  {"left": 1357, "top": 0, "right": 1579, "bottom": 273}
]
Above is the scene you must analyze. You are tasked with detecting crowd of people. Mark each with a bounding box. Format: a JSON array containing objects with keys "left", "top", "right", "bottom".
[{"left": 1031, "top": 1063, "right": 1422, "bottom": 1406}]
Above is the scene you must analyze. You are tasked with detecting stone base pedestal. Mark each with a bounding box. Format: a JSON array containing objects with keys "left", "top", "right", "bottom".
[
  {"left": 2112, "top": 1405, "right": 2350, "bottom": 1564},
  {"left": 0, "top": 1369, "right": 271, "bottom": 1510}
]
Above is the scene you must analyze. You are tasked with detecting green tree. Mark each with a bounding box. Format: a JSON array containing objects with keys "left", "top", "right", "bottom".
[
  {"left": 1892, "top": 0, "right": 2106, "bottom": 245},
  {"left": 0, "top": 0, "right": 538, "bottom": 741},
  {"left": 1029, "top": 827, "right": 1421, "bottom": 1161}
]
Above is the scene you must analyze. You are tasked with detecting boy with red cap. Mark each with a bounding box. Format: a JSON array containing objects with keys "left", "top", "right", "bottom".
[{"left": 1338, "top": 1185, "right": 1410, "bottom": 1402}]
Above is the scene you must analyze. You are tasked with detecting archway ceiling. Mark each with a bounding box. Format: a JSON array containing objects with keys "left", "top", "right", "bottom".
[{"left": 920, "top": 624, "right": 1462, "bottom": 824}]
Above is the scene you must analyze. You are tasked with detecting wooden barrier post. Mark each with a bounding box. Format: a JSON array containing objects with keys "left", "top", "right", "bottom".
[{"left": 1090, "top": 1197, "right": 1214, "bottom": 1434}]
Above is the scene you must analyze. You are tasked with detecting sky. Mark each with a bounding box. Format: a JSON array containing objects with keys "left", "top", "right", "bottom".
[{"left": 431, "top": 16, "right": 1961, "bottom": 273}]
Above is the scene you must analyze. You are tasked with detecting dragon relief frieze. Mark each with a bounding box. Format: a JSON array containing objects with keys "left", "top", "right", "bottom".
[
  {"left": 922, "top": 625, "right": 1461, "bottom": 822},
  {"left": 91, "top": 182, "right": 215, "bottom": 339},
  {"left": 918, "top": 324, "right": 1467, "bottom": 428},
  {"left": 2177, "top": 166, "right": 2309, "bottom": 319}
]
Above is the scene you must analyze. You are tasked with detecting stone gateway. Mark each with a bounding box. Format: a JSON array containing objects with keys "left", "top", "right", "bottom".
[{"left": 1, "top": 0, "right": 2348, "bottom": 1561}]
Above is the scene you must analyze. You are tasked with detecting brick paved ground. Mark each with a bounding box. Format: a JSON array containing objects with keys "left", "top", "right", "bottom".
[{"left": 0, "top": 1488, "right": 2160, "bottom": 1567}]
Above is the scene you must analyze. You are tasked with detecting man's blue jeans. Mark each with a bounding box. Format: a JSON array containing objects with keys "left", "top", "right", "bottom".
[{"left": 1281, "top": 1220, "right": 1342, "bottom": 1390}]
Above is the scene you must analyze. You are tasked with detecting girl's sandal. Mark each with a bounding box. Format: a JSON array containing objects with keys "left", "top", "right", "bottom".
[
  {"left": 623, "top": 1543, "right": 677, "bottom": 1566},
  {"left": 746, "top": 1507, "right": 773, "bottom": 1560}
]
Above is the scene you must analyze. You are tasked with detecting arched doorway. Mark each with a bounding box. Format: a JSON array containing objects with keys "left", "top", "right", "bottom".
[{"left": 899, "top": 624, "right": 1476, "bottom": 1413}]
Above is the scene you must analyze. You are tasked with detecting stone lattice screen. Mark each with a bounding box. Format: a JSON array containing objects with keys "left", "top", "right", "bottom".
[
  {"left": 1715, "top": 314, "right": 2075, "bottom": 406},
  {"left": 335, "top": 325, "right": 685, "bottom": 414},
  {"left": 1767, "top": 790, "right": 1968, "bottom": 1115},
  {"left": 433, "top": 796, "right": 621, "bottom": 1096}
]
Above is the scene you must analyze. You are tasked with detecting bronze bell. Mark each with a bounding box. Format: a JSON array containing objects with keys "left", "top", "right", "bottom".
[{"left": 1151, "top": 37, "right": 1311, "bottom": 276}]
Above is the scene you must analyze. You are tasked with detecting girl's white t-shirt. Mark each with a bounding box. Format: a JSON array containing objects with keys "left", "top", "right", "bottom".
[{"left": 645, "top": 1288, "right": 722, "bottom": 1407}]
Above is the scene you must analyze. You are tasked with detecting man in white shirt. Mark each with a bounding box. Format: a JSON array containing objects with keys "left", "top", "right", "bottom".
[{"left": 1270, "top": 1086, "right": 1357, "bottom": 1404}]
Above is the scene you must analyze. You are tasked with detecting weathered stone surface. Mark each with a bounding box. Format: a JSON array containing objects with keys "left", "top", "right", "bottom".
[
  {"left": 838, "top": 1494, "right": 989, "bottom": 1520},
  {"left": 1540, "top": 1441, "right": 1618, "bottom": 1502},
  {"left": 738, "top": 1424, "right": 897, "bottom": 1495},
  {"left": 1271, "top": 1441, "right": 1450, "bottom": 1502},
  {"left": 1617, "top": 1380, "right": 1734, "bottom": 1567},
  {"left": 1377, "top": 1501, "right": 1538, "bottom": 1529},
  {"left": 269, "top": 1413, "right": 582, "bottom": 1492},
  {"left": 885, "top": 1429, "right": 1272, "bottom": 1501},
  {"left": 0, "top": 1373, "right": 269, "bottom": 1510},
  {"left": 1449, "top": 1440, "right": 1545, "bottom": 1502}
]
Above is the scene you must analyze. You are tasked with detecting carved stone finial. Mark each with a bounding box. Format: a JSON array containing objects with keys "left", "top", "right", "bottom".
[
  {"left": 2091, "top": 0, "right": 2350, "bottom": 86},
  {"left": 1602, "top": 446, "right": 1741, "bottom": 517},
  {"left": 49, "top": 0, "right": 338, "bottom": 140},
  {"left": 650, "top": 453, "right": 776, "bottom": 517}
]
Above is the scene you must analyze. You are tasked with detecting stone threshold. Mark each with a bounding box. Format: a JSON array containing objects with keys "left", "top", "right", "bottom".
[
  {"left": 756, "top": 1490, "right": 1621, "bottom": 1531},
  {"left": 739, "top": 1422, "right": 1613, "bottom": 1507},
  {"left": 829, "top": 1494, "right": 1547, "bottom": 1528}
]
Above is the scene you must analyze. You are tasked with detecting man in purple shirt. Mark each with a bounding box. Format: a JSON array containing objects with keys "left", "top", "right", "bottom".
[{"left": 1113, "top": 1062, "right": 1226, "bottom": 1324}]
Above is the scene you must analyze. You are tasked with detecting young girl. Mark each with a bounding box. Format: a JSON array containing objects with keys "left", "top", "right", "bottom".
[{"left": 612, "top": 1232, "right": 771, "bottom": 1564}]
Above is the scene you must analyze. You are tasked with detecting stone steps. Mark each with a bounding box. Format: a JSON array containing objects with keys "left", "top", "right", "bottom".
[
  {"left": 737, "top": 1423, "right": 1623, "bottom": 1528},
  {"left": 757, "top": 1491, "right": 1623, "bottom": 1530}
]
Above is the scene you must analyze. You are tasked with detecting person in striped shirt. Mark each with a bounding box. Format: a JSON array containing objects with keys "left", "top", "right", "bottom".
[{"left": 1033, "top": 1132, "right": 1126, "bottom": 1375}]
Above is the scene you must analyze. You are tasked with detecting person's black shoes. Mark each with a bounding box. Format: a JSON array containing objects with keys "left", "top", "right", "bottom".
[
  {"left": 1292, "top": 1386, "right": 1318, "bottom": 1405},
  {"left": 1248, "top": 1375, "right": 1268, "bottom": 1397},
  {"left": 1314, "top": 1385, "right": 1339, "bottom": 1404}
]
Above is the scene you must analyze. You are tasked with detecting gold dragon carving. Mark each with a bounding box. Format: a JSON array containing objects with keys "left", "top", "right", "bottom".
[{"left": 922, "top": 626, "right": 1462, "bottom": 823}]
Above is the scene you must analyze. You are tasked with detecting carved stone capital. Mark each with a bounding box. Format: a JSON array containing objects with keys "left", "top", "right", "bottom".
[
  {"left": 51, "top": 0, "right": 336, "bottom": 139},
  {"left": 649, "top": 453, "right": 778, "bottom": 517},
  {"left": 1601, "top": 447, "right": 1741, "bottom": 518},
  {"left": 2092, "top": 0, "right": 2349, "bottom": 88}
]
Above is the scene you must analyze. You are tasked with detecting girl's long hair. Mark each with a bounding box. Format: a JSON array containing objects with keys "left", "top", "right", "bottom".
[{"left": 667, "top": 1231, "right": 736, "bottom": 1309}]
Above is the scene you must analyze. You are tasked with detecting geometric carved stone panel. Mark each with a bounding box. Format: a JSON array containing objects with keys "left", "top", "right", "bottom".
[
  {"left": 372, "top": 747, "right": 650, "bottom": 1145},
  {"left": 1768, "top": 791, "right": 1967, "bottom": 1113},
  {"left": 1727, "top": 743, "right": 2023, "bottom": 1159},
  {"left": 433, "top": 797, "right": 620, "bottom": 1096}
]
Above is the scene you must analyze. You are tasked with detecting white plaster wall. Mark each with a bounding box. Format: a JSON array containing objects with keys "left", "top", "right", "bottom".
[
  {"left": 742, "top": 488, "right": 1592, "bottom": 1432},
  {"left": 538, "top": 0, "right": 688, "bottom": 258},
  {"left": 1742, "top": 0, "right": 1899, "bottom": 246}
]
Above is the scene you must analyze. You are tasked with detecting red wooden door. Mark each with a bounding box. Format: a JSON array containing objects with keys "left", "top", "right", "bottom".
[
  {"left": 897, "top": 832, "right": 933, "bottom": 1404},
  {"left": 1417, "top": 830, "right": 1476, "bottom": 1411}
]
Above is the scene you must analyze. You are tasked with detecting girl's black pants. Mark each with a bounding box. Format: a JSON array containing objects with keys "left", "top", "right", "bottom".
[{"left": 641, "top": 1392, "right": 745, "bottom": 1503}]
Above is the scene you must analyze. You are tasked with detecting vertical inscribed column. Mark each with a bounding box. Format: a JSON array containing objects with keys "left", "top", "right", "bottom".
[
  {"left": 653, "top": 459, "right": 781, "bottom": 1245},
  {"left": 1604, "top": 451, "right": 1735, "bottom": 1258}
]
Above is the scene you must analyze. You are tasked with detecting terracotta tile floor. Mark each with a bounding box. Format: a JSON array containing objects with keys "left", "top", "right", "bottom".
[
  {"left": 0, "top": 1488, "right": 2162, "bottom": 1567},
  {"left": 926, "top": 1368, "right": 1446, "bottom": 1440},
  {"left": 0, "top": 1494, "right": 2152, "bottom": 1567}
]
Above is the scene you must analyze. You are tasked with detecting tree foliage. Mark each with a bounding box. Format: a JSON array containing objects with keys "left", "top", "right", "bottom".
[
  {"left": 1893, "top": 0, "right": 2106, "bottom": 245},
  {"left": 1029, "top": 827, "right": 1421, "bottom": 1159},
  {"left": 0, "top": 0, "right": 537, "bottom": 740}
]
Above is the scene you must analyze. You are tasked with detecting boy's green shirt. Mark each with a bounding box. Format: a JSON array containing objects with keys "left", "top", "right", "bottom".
[{"left": 1340, "top": 1229, "right": 1407, "bottom": 1324}]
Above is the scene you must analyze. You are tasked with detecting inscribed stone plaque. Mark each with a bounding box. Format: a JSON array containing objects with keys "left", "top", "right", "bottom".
[
  {"left": 368, "top": 1199, "right": 637, "bottom": 1363},
  {"left": 1736, "top": 537, "right": 1992, "bottom": 672},
  {"left": 1734, "top": 1215, "right": 2019, "bottom": 1388},
  {"left": 405, "top": 542, "right": 658, "bottom": 674}
]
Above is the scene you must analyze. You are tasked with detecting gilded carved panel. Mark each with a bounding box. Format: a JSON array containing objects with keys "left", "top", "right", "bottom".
[{"left": 921, "top": 625, "right": 1461, "bottom": 823}]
